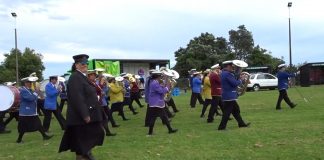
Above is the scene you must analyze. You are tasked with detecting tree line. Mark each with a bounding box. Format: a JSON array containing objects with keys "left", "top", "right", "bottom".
[
  {"left": 0, "top": 48, "right": 45, "bottom": 83},
  {"left": 173, "top": 25, "right": 288, "bottom": 77}
]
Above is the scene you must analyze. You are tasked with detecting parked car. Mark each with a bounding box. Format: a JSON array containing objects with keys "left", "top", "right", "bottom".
[{"left": 247, "top": 73, "right": 278, "bottom": 91}]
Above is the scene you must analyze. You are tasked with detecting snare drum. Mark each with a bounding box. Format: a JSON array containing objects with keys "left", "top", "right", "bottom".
[{"left": 0, "top": 85, "right": 20, "bottom": 111}]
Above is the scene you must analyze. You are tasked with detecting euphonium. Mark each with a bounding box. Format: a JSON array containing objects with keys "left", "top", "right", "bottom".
[
  {"left": 232, "top": 60, "right": 249, "bottom": 96},
  {"left": 237, "top": 72, "right": 250, "bottom": 96}
]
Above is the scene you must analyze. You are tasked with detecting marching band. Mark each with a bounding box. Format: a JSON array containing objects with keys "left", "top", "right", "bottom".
[{"left": 1, "top": 54, "right": 302, "bottom": 159}]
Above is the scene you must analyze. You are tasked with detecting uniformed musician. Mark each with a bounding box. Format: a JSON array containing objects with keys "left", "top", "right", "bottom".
[
  {"left": 276, "top": 64, "right": 297, "bottom": 110},
  {"left": 218, "top": 61, "right": 250, "bottom": 130}
]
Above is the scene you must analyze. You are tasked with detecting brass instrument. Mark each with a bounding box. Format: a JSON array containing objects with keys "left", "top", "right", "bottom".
[
  {"left": 232, "top": 60, "right": 250, "bottom": 96},
  {"left": 237, "top": 72, "right": 250, "bottom": 96},
  {"left": 161, "top": 69, "right": 178, "bottom": 102}
]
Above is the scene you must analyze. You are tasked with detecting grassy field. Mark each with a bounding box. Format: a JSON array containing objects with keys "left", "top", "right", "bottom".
[{"left": 1, "top": 85, "right": 324, "bottom": 160}]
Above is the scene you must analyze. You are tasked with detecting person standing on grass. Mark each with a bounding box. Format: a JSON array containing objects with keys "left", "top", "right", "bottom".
[
  {"left": 218, "top": 61, "right": 250, "bottom": 131},
  {"left": 87, "top": 70, "right": 116, "bottom": 137},
  {"left": 121, "top": 74, "right": 138, "bottom": 115},
  {"left": 59, "top": 54, "right": 105, "bottom": 160},
  {"left": 109, "top": 76, "right": 130, "bottom": 121},
  {"left": 16, "top": 77, "right": 53, "bottom": 143},
  {"left": 130, "top": 76, "right": 145, "bottom": 108},
  {"left": 144, "top": 69, "right": 156, "bottom": 127},
  {"left": 200, "top": 69, "right": 212, "bottom": 118},
  {"left": 276, "top": 64, "right": 297, "bottom": 110},
  {"left": 190, "top": 71, "right": 204, "bottom": 108},
  {"left": 147, "top": 71, "right": 178, "bottom": 135},
  {"left": 207, "top": 64, "right": 224, "bottom": 123},
  {"left": 43, "top": 75, "right": 66, "bottom": 132},
  {"left": 58, "top": 80, "right": 68, "bottom": 113}
]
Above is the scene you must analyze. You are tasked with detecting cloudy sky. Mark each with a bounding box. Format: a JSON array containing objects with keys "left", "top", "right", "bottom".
[{"left": 0, "top": 0, "right": 323, "bottom": 78}]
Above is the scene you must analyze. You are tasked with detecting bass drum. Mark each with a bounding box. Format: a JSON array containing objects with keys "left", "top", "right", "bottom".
[{"left": 0, "top": 85, "right": 20, "bottom": 112}]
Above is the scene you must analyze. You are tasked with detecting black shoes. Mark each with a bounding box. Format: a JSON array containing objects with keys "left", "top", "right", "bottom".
[
  {"left": 168, "top": 129, "right": 178, "bottom": 134},
  {"left": 0, "top": 129, "right": 11, "bottom": 134},
  {"left": 133, "top": 112, "right": 139, "bottom": 115},
  {"left": 291, "top": 103, "right": 297, "bottom": 109},
  {"left": 106, "top": 133, "right": 117, "bottom": 136},
  {"left": 276, "top": 107, "right": 281, "bottom": 110},
  {"left": 112, "top": 124, "right": 120, "bottom": 128},
  {"left": 16, "top": 139, "right": 23, "bottom": 143},
  {"left": 123, "top": 118, "right": 130, "bottom": 121},
  {"left": 43, "top": 134, "right": 54, "bottom": 140},
  {"left": 239, "top": 122, "right": 251, "bottom": 128}
]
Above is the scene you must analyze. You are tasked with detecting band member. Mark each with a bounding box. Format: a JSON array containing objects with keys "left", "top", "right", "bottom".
[
  {"left": 16, "top": 77, "right": 53, "bottom": 143},
  {"left": 58, "top": 80, "right": 68, "bottom": 112},
  {"left": 130, "top": 76, "right": 145, "bottom": 108},
  {"left": 218, "top": 61, "right": 250, "bottom": 130},
  {"left": 276, "top": 64, "right": 297, "bottom": 110},
  {"left": 97, "top": 75, "right": 120, "bottom": 128},
  {"left": 43, "top": 76, "right": 66, "bottom": 132},
  {"left": 87, "top": 70, "right": 116, "bottom": 136},
  {"left": 147, "top": 71, "right": 177, "bottom": 135},
  {"left": 144, "top": 69, "right": 155, "bottom": 127},
  {"left": 190, "top": 71, "right": 204, "bottom": 108},
  {"left": 30, "top": 73, "right": 44, "bottom": 116},
  {"left": 200, "top": 69, "right": 212, "bottom": 118},
  {"left": 207, "top": 64, "right": 223, "bottom": 123},
  {"left": 109, "top": 76, "right": 129, "bottom": 121},
  {"left": 59, "top": 54, "right": 105, "bottom": 160},
  {"left": 121, "top": 74, "right": 138, "bottom": 115}
]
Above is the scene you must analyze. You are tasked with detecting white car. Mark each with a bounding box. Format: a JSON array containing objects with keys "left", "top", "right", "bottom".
[{"left": 247, "top": 73, "right": 278, "bottom": 91}]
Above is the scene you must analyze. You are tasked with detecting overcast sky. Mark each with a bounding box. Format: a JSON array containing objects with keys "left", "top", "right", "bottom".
[{"left": 1, "top": 0, "right": 323, "bottom": 78}]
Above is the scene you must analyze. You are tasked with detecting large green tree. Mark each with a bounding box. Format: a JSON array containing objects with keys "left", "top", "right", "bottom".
[
  {"left": 0, "top": 48, "right": 45, "bottom": 84},
  {"left": 229, "top": 25, "right": 254, "bottom": 61},
  {"left": 173, "top": 33, "right": 231, "bottom": 77}
]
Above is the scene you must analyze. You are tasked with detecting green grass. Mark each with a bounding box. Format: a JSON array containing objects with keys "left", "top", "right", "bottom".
[{"left": 1, "top": 85, "right": 324, "bottom": 160}]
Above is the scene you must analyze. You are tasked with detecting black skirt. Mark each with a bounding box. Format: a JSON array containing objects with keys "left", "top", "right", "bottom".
[
  {"left": 59, "top": 122, "right": 105, "bottom": 155},
  {"left": 18, "top": 116, "right": 43, "bottom": 133}
]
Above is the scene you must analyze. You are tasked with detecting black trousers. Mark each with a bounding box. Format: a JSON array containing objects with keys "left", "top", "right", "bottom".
[
  {"left": 103, "top": 106, "right": 117, "bottom": 126},
  {"left": 166, "top": 97, "right": 179, "bottom": 112},
  {"left": 145, "top": 103, "right": 150, "bottom": 126},
  {"left": 190, "top": 92, "right": 204, "bottom": 108},
  {"left": 43, "top": 109, "right": 66, "bottom": 132},
  {"left": 58, "top": 98, "right": 68, "bottom": 112},
  {"left": 276, "top": 89, "right": 294, "bottom": 108},
  {"left": 201, "top": 99, "right": 211, "bottom": 117},
  {"left": 111, "top": 102, "right": 127, "bottom": 120},
  {"left": 207, "top": 96, "right": 224, "bottom": 122},
  {"left": 0, "top": 111, "right": 6, "bottom": 131},
  {"left": 123, "top": 97, "right": 136, "bottom": 114},
  {"left": 37, "top": 99, "right": 45, "bottom": 115},
  {"left": 148, "top": 107, "right": 172, "bottom": 134},
  {"left": 218, "top": 100, "right": 246, "bottom": 130},
  {"left": 130, "top": 92, "right": 143, "bottom": 107}
]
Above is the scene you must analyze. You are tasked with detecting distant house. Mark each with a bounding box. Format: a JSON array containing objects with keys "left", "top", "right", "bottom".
[{"left": 299, "top": 62, "right": 324, "bottom": 87}]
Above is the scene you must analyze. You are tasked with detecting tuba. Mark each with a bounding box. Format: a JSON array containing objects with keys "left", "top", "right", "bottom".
[{"left": 232, "top": 60, "right": 250, "bottom": 96}]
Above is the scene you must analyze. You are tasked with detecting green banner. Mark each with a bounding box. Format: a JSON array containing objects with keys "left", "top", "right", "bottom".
[{"left": 94, "top": 60, "right": 120, "bottom": 76}]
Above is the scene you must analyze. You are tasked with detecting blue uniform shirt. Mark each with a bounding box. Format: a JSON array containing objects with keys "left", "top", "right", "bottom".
[
  {"left": 19, "top": 87, "right": 38, "bottom": 116},
  {"left": 277, "top": 71, "right": 296, "bottom": 90},
  {"left": 221, "top": 70, "right": 242, "bottom": 101}
]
